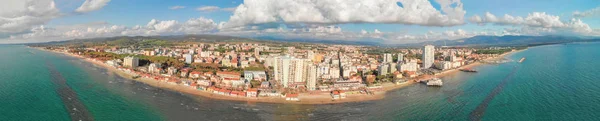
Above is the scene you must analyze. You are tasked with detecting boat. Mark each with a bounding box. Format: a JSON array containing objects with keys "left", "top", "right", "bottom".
[
  {"left": 426, "top": 78, "right": 443, "bottom": 86},
  {"left": 518, "top": 57, "right": 526, "bottom": 63},
  {"left": 459, "top": 68, "right": 477, "bottom": 73}
]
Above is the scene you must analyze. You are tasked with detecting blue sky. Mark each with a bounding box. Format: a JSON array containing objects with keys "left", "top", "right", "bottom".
[{"left": 1, "top": 0, "right": 599, "bottom": 44}]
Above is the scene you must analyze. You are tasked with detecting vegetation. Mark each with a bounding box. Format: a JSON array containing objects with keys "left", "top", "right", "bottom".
[
  {"left": 81, "top": 51, "right": 185, "bottom": 68},
  {"left": 474, "top": 49, "right": 513, "bottom": 54}
]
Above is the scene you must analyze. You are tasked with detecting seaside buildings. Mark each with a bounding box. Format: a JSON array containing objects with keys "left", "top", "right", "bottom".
[
  {"left": 378, "top": 64, "right": 389, "bottom": 76},
  {"left": 184, "top": 54, "right": 193, "bottom": 64},
  {"left": 398, "top": 61, "right": 419, "bottom": 72},
  {"left": 273, "top": 56, "right": 313, "bottom": 88},
  {"left": 397, "top": 53, "right": 404, "bottom": 63},
  {"left": 123, "top": 56, "right": 139, "bottom": 68},
  {"left": 422, "top": 45, "right": 435, "bottom": 69},
  {"left": 383, "top": 53, "right": 393, "bottom": 63},
  {"left": 41, "top": 39, "right": 508, "bottom": 102}
]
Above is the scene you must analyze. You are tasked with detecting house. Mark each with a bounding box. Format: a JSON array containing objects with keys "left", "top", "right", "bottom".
[
  {"left": 285, "top": 94, "right": 299, "bottom": 101},
  {"left": 331, "top": 90, "right": 346, "bottom": 100},
  {"left": 180, "top": 68, "right": 191, "bottom": 78},
  {"left": 217, "top": 71, "right": 241, "bottom": 79},
  {"left": 190, "top": 71, "right": 202, "bottom": 78},
  {"left": 197, "top": 79, "right": 212, "bottom": 87},
  {"left": 246, "top": 88, "right": 259, "bottom": 97},
  {"left": 403, "top": 71, "right": 417, "bottom": 78},
  {"left": 243, "top": 71, "right": 267, "bottom": 81},
  {"left": 260, "top": 81, "right": 270, "bottom": 88}
]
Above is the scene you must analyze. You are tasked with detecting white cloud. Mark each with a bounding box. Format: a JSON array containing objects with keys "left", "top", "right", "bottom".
[
  {"left": 573, "top": 7, "right": 600, "bottom": 18},
  {"left": 7, "top": 17, "right": 219, "bottom": 43},
  {"left": 196, "top": 6, "right": 237, "bottom": 12},
  {"left": 225, "top": 0, "right": 466, "bottom": 28},
  {"left": 469, "top": 12, "right": 595, "bottom": 35},
  {"left": 0, "top": 0, "right": 61, "bottom": 33},
  {"left": 221, "top": 7, "right": 237, "bottom": 12},
  {"left": 196, "top": 6, "right": 221, "bottom": 12},
  {"left": 75, "top": 0, "right": 111, "bottom": 13},
  {"left": 169, "top": 6, "right": 186, "bottom": 10}
]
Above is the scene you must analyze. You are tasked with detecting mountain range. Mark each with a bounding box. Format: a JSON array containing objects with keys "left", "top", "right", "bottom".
[{"left": 26, "top": 34, "right": 600, "bottom": 47}]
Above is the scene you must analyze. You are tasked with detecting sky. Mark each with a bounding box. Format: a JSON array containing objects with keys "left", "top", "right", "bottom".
[{"left": 1, "top": 0, "right": 599, "bottom": 44}]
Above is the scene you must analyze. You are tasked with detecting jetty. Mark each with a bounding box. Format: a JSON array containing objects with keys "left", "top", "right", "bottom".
[{"left": 519, "top": 57, "right": 526, "bottom": 63}]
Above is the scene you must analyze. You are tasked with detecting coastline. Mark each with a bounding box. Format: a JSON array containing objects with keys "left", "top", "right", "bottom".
[{"left": 36, "top": 47, "right": 525, "bottom": 105}]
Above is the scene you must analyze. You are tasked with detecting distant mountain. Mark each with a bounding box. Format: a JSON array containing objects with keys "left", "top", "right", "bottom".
[
  {"left": 27, "top": 34, "right": 600, "bottom": 47},
  {"left": 252, "top": 35, "right": 383, "bottom": 46},
  {"left": 403, "top": 35, "right": 599, "bottom": 47}
]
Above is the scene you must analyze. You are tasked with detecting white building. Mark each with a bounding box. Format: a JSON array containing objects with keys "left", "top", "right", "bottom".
[
  {"left": 148, "top": 63, "right": 162, "bottom": 73},
  {"left": 434, "top": 61, "right": 453, "bottom": 70},
  {"left": 243, "top": 71, "right": 267, "bottom": 81},
  {"left": 274, "top": 56, "right": 311, "bottom": 88},
  {"left": 422, "top": 45, "right": 435, "bottom": 69},
  {"left": 398, "top": 61, "right": 418, "bottom": 72},
  {"left": 397, "top": 53, "right": 404, "bottom": 63},
  {"left": 123, "top": 56, "right": 139, "bottom": 68},
  {"left": 378, "top": 64, "right": 389, "bottom": 76},
  {"left": 306, "top": 63, "right": 318, "bottom": 91},
  {"left": 184, "top": 54, "right": 193, "bottom": 64},
  {"left": 383, "top": 53, "right": 393, "bottom": 63}
]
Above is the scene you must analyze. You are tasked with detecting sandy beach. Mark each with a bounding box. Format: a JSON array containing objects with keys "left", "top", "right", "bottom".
[{"left": 38, "top": 48, "right": 525, "bottom": 104}]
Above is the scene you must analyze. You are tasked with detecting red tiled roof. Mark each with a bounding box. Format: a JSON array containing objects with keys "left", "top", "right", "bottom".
[{"left": 286, "top": 94, "right": 299, "bottom": 97}]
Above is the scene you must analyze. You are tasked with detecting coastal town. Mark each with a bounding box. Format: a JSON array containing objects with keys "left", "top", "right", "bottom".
[{"left": 36, "top": 40, "right": 521, "bottom": 104}]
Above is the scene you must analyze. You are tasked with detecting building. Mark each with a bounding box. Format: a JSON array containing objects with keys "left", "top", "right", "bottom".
[
  {"left": 243, "top": 71, "right": 267, "bottom": 81},
  {"left": 148, "top": 63, "right": 162, "bottom": 74},
  {"left": 273, "top": 56, "right": 310, "bottom": 88},
  {"left": 434, "top": 61, "right": 453, "bottom": 70},
  {"left": 184, "top": 54, "right": 193, "bottom": 64},
  {"left": 383, "top": 53, "right": 393, "bottom": 63},
  {"left": 397, "top": 53, "right": 404, "bottom": 63},
  {"left": 123, "top": 56, "right": 139, "bottom": 68},
  {"left": 398, "top": 61, "right": 418, "bottom": 72},
  {"left": 378, "top": 64, "right": 389, "bottom": 76},
  {"left": 306, "top": 63, "right": 318, "bottom": 91},
  {"left": 422, "top": 45, "right": 435, "bottom": 69},
  {"left": 389, "top": 63, "right": 397, "bottom": 73}
]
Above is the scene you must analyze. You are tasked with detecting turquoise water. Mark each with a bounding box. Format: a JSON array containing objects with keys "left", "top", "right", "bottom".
[
  {"left": 1, "top": 42, "right": 600, "bottom": 120},
  {"left": 0, "top": 45, "right": 162, "bottom": 120}
]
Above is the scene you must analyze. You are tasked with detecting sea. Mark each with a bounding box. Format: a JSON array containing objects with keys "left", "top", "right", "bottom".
[{"left": 1, "top": 42, "right": 600, "bottom": 121}]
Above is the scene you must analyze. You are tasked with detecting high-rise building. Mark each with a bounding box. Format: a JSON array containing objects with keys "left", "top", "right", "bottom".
[
  {"left": 389, "top": 63, "right": 397, "bottom": 73},
  {"left": 307, "top": 50, "right": 315, "bottom": 62},
  {"left": 422, "top": 45, "right": 435, "bottom": 69},
  {"left": 184, "top": 54, "right": 193, "bottom": 64},
  {"left": 273, "top": 56, "right": 310, "bottom": 88},
  {"left": 378, "top": 64, "right": 389, "bottom": 76},
  {"left": 306, "top": 63, "right": 318, "bottom": 91},
  {"left": 123, "top": 56, "right": 139, "bottom": 68},
  {"left": 254, "top": 48, "right": 261, "bottom": 57},
  {"left": 383, "top": 53, "right": 393, "bottom": 63},
  {"left": 397, "top": 53, "right": 404, "bottom": 63}
]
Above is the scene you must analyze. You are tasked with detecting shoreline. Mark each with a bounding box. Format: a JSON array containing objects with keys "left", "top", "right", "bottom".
[{"left": 36, "top": 47, "right": 525, "bottom": 105}]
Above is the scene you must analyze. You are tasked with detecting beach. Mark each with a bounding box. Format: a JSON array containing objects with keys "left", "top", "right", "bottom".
[{"left": 39, "top": 48, "right": 524, "bottom": 104}]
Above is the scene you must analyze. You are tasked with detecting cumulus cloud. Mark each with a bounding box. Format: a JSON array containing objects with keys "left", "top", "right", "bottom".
[
  {"left": 7, "top": 17, "right": 219, "bottom": 43},
  {"left": 469, "top": 12, "right": 594, "bottom": 35},
  {"left": 225, "top": 0, "right": 466, "bottom": 28},
  {"left": 573, "top": 7, "right": 600, "bottom": 18},
  {"left": 169, "top": 6, "right": 186, "bottom": 10},
  {"left": 0, "top": 0, "right": 61, "bottom": 33},
  {"left": 75, "top": 0, "right": 111, "bottom": 13}
]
